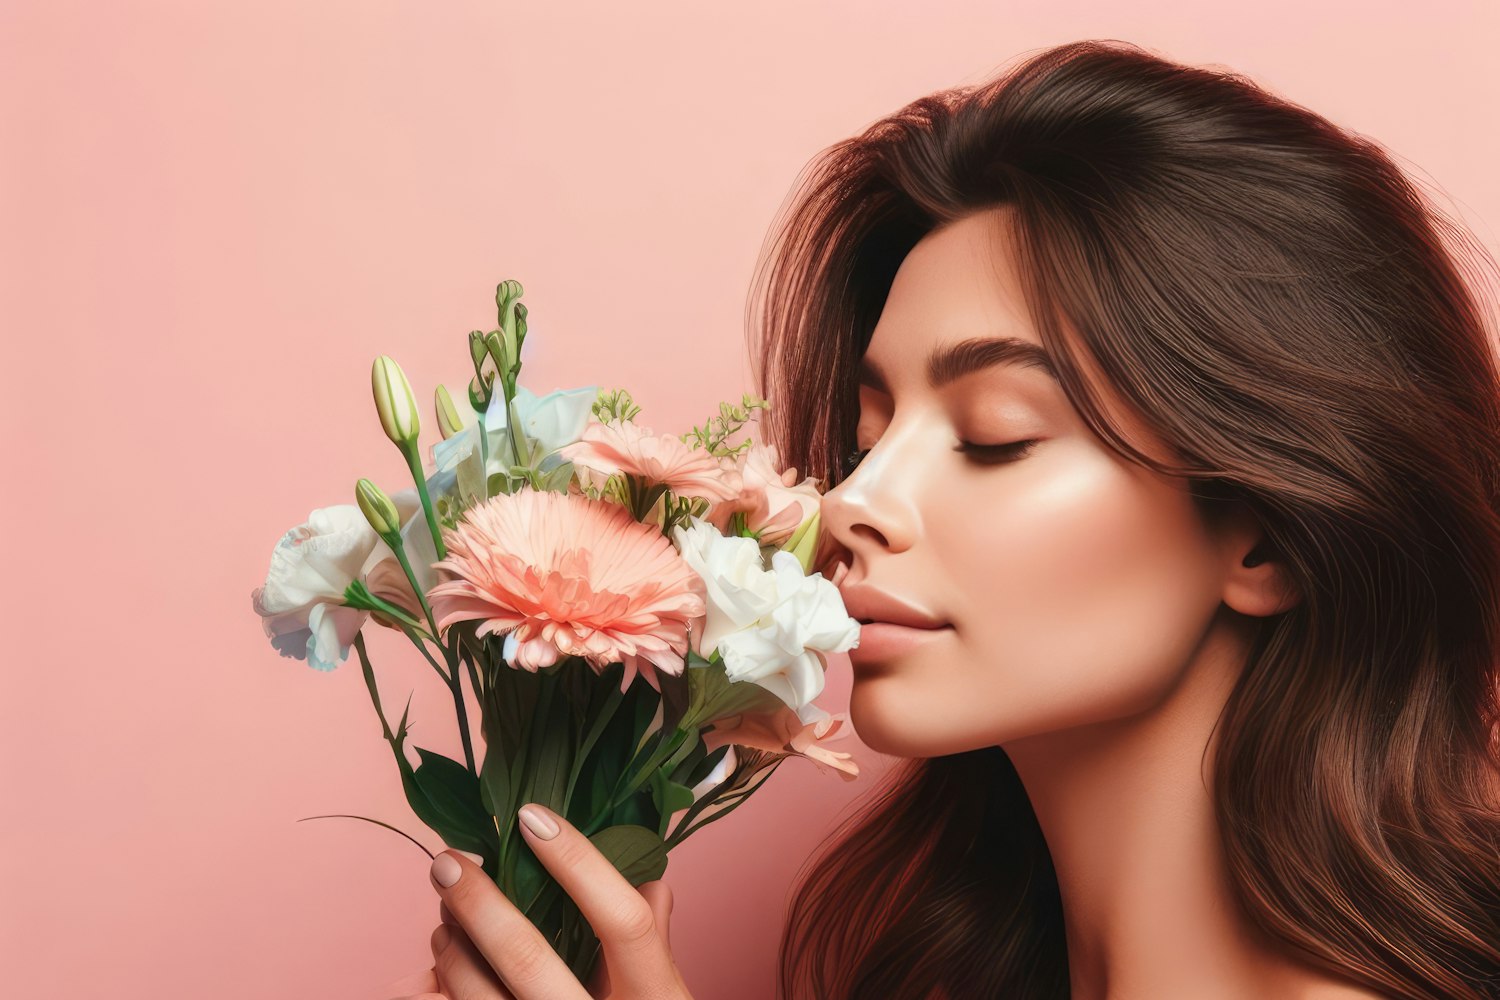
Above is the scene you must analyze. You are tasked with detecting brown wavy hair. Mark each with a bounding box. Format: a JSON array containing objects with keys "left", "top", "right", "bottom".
[{"left": 746, "top": 39, "right": 1500, "bottom": 1000}]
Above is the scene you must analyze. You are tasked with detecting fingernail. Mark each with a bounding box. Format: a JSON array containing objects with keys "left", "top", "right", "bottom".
[
  {"left": 518, "top": 803, "right": 559, "bottom": 840},
  {"left": 431, "top": 853, "right": 463, "bottom": 888},
  {"left": 456, "top": 850, "right": 485, "bottom": 866},
  {"left": 432, "top": 923, "right": 452, "bottom": 951}
]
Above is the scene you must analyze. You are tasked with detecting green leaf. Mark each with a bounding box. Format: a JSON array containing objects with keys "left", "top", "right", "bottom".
[
  {"left": 682, "top": 744, "right": 730, "bottom": 789},
  {"left": 386, "top": 715, "right": 494, "bottom": 859},
  {"left": 535, "top": 461, "right": 576, "bottom": 494},
  {"left": 411, "top": 747, "right": 497, "bottom": 857},
  {"left": 527, "top": 670, "right": 576, "bottom": 816},
  {"left": 589, "top": 824, "right": 668, "bottom": 887},
  {"left": 513, "top": 838, "right": 550, "bottom": 913},
  {"left": 479, "top": 738, "right": 512, "bottom": 825},
  {"left": 611, "top": 790, "right": 655, "bottom": 831},
  {"left": 648, "top": 769, "right": 696, "bottom": 838}
]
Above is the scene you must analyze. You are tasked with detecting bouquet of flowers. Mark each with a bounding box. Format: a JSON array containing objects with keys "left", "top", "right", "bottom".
[{"left": 250, "top": 280, "right": 861, "bottom": 982}]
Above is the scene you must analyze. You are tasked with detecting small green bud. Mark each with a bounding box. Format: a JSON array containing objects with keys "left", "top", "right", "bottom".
[
  {"left": 435, "top": 384, "right": 467, "bottom": 440},
  {"left": 372, "top": 355, "right": 420, "bottom": 447},
  {"left": 356, "top": 478, "right": 402, "bottom": 538},
  {"left": 782, "top": 509, "right": 821, "bottom": 574}
]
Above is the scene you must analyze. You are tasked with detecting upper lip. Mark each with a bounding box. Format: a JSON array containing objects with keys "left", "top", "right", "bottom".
[{"left": 839, "top": 583, "right": 950, "bottom": 630}]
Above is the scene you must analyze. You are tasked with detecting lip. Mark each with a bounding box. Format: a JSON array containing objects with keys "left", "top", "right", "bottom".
[
  {"left": 849, "top": 620, "right": 954, "bottom": 666},
  {"left": 839, "top": 583, "right": 949, "bottom": 631},
  {"left": 838, "top": 582, "right": 953, "bottom": 668}
]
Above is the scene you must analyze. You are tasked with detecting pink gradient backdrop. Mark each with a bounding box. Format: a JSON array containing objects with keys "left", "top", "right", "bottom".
[{"left": 5, "top": 2, "right": 1497, "bottom": 997}]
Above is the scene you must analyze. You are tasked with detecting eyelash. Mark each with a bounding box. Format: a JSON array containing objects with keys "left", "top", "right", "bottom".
[
  {"left": 841, "top": 439, "right": 1039, "bottom": 476},
  {"left": 956, "top": 438, "right": 1041, "bottom": 465}
]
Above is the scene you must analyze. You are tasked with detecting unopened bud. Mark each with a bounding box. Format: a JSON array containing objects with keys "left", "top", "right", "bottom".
[
  {"left": 372, "top": 355, "right": 420, "bottom": 447},
  {"left": 435, "top": 384, "right": 468, "bottom": 440},
  {"left": 356, "top": 478, "right": 402, "bottom": 538}
]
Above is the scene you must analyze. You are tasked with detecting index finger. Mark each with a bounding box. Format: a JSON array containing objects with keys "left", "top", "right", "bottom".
[
  {"left": 515, "top": 802, "right": 679, "bottom": 995},
  {"left": 428, "top": 848, "right": 589, "bottom": 1000}
]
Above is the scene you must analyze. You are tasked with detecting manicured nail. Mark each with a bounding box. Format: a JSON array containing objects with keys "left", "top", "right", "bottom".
[
  {"left": 432, "top": 923, "right": 452, "bottom": 951},
  {"left": 518, "top": 803, "right": 559, "bottom": 840},
  {"left": 456, "top": 850, "right": 485, "bottom": 866},
  {"left": 431, "top": 853, "right": 463, "bottom": 888}
]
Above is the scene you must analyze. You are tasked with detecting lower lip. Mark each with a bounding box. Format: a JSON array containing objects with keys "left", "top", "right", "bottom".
[{"left": 849, "top": 622, "right": 953, "bottom": 665}]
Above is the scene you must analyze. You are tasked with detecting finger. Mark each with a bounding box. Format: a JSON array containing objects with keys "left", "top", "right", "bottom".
[
  {"left": 432, "top": 922, "right": 515, "bottom": 1000},
  {"left": 441, "top": 899, "right": 457, "bottom": 926},
  {"left": 378, "top": 966, "right": 439, "bottom": 997},
  {"left": 638, "top": 880, "right": 674, "bottom": 950},
  {"left": 429, "top": 848, "right": 590, "bottom": 1000},
  {"left": 515, "top": 803, "right": 680, "bottom": 996}
]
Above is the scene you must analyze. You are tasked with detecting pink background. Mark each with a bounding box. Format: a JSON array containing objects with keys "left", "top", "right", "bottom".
[{"left": 5, "top": 2, "right": 1498, "bottom": 997}]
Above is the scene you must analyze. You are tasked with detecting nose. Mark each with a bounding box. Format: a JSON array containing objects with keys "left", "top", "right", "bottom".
[{"left": 821, "top": 425, "right": 925, "bottom": 559}]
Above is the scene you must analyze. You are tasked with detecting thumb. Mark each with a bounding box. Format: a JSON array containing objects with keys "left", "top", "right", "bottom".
[{"left": 638, "top": 880, "right": 673, "bottom": 947}]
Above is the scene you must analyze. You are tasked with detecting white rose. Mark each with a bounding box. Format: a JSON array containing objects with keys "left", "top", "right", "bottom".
[{"left": 670, "top": 517, "right": 859, "bottom": 719}]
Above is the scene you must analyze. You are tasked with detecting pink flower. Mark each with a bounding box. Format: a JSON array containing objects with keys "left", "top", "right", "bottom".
[
  {"left": 705, "top": 442, "right": 823, "bottom": 546},
  {"left": 426, "top": 489, "right": 708, "bottom": 693},
  {"left": 557, "top": 420, "right": 742, "bottom": 504},
  {"left": 702, "top": 704, "right": 859, "bottom": 781}
]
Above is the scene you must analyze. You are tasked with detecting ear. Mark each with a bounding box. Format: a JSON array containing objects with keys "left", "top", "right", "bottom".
[{"left": 1216, "top": 502, "right": 1301, "bottom": 618}]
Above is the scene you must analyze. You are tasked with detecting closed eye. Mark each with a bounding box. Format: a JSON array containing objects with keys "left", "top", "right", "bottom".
[{"left": 953, "top": 439, "right": 1040, "bottom": 466}]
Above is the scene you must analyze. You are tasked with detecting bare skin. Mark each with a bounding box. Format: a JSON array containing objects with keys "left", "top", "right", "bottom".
[{"left": 820, "top": 205, "right": 1389, "bottom": 1000}]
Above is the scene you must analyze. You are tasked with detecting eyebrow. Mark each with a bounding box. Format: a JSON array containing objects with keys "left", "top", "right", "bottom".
[{"left": 855, "top": 336, "right": 1060, "bottom": 393}]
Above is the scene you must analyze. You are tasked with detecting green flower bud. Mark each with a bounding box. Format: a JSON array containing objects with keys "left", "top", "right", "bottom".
[
  {"left": 356, "top": 478, "right": 401, "bottom": 538},
  {"left": 484, "top": 329, "right": 512, "bottom": 374},
  {"left": 372, "top": 355, "right": 420, "bottom": 447},
  {"left": 435, "top": 383, "right": 467, "bottom": 440},
  {"left": 782, "top": 509, "right": 821, "bottom": 574}
]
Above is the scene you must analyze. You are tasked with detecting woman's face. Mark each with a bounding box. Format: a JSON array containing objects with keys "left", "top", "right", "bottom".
[{"left": 821, "top": 205, "right": 1238, "bottom": 759}]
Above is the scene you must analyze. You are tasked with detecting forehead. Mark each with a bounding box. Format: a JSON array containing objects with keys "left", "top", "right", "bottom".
[
  {"left": 856, "top": 207, "right": 1179, "bottom": 468},
  {"left": 858, "top": 208, "right": 1057, "bottom": 391}
]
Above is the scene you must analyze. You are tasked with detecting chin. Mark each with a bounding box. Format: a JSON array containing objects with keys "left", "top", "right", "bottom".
[{"left": 848, "top": 678, "right": 956, "bottom": 759}]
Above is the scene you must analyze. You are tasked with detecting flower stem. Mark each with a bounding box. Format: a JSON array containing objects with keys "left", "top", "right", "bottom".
[
  {"left": 354, "top": 632, "right": 394, "bottom": 742},
  {"left": 404, "top": 447, "right": 448, "bottom": 561},
  {"left": 446, "top": 641, "right": 477, "bottom": 776}
]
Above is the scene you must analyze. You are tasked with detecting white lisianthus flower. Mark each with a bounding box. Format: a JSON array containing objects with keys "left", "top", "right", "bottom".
[
  {"left": 251, "top": 507, "right": 380, "bottom": 670},
  {"left": 253, "top": 490, "right": 427, "bottom": 671},
  {"left": 670, "top": 517, "right": 860, "bottom": 720}
]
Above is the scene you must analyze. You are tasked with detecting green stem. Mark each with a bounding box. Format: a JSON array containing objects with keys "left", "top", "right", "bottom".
[
  {"left": 460, "top": 639, "right": 485, "bottom": 705},
  {"left": 397, "top": 623, "right": 452, "bottom": 686},
  {"left": 354, "top": 633, "right": 393, "bottom": 739},
  {"left": 403, "top": 447, "right": 448, "bottom": 561},
  {"left": 448, "top": 643, "right": 477, "bottom": 775},
  {"left": 664, "top": 758, "right": 785, "bottom": 850},
  {"left": 385, "top": 534, "right": 475, "bottom": 775}
]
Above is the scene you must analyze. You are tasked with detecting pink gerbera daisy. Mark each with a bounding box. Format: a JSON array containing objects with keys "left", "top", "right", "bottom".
[
  {"left": 426, "top": 489, "right": 707, "bottom": 693},
  {"left": 556, "top": 419, "right": 742, "bottom": 503}
]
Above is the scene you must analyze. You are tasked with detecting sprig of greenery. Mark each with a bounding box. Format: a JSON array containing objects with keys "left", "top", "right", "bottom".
[
  {"left": 592, "top": 388, "right": 642, "bottom": 425},
  {"left": 680, "top": 393, "right": 768, "bottom": 459}
]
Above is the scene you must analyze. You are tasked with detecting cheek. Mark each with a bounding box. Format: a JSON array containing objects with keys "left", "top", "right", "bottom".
[{"left": 934, "top": 444, "right": 1224, "bottom": 742}]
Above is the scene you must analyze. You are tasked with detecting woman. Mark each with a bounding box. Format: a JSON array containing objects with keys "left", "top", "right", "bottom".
[{"left": 394, "top": 39, "right": 1500, "bottom": 1000}]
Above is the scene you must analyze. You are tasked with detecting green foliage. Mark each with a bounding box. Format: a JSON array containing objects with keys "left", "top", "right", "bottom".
[
  {"left": 592, "top": 387, "right": 642, "bottom": 425},
  {"left": 680, "top": 392, "right": 769, "bottom": 458},
  {"left": 589, "top": 824, "right": 668, "bottom": 886}
]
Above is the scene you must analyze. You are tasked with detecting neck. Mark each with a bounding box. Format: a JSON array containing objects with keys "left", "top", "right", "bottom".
[{"left": 999, "top": 607, "right": 1325, "bottom": 1000}]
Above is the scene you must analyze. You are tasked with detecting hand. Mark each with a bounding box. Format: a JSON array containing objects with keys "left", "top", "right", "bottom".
[{"left": 389, "top": 802, "right": 692, "bottom": 1000}]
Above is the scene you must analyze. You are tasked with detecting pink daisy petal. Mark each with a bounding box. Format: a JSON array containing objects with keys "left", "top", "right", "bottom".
[{"left": 427, "top": 489, "right": 707, "bottom": 692}]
